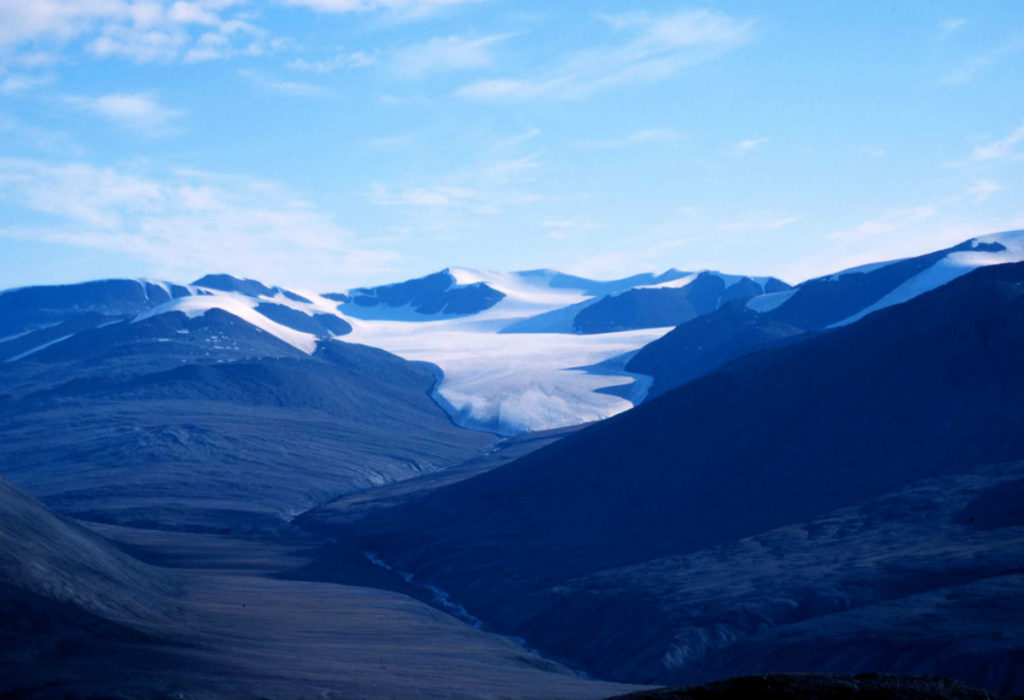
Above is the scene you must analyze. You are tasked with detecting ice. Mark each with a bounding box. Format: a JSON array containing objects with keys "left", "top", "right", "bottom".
[
  {"left": 345, "top": 313, "right": 671, "bottom": 435},
  {"left": 134, "top": 295, "right": 319, "bottom": 354}
]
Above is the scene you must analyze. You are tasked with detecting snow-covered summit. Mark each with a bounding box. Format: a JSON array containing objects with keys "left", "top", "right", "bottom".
[{"left": 7, "top": 233, "right": 1020, "bottom": 436}]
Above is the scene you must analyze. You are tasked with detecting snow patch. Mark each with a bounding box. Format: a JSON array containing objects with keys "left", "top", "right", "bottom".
[
  {"left": 747, "top": 288, "right": 798, "bottom": 313},
  {"left": 634, "top": 274, "right": 699, "bottom": 290},
  {"left": 831, "top": 230, "right": 1024, "bottom": 327},
  {"left": 6, "top": 334, "right": 75, "bottom": 362},
  {"left": 134, "top": 295, "right": 319, "bottom": 354}
]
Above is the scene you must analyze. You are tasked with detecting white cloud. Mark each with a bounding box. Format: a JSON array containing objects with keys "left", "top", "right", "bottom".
[
  {"left": 827, "top": 178, "right": 1012, "bottom": 247},
  {"left": 458, "top": 9, "right": 751, "bottom": 101},
  {"left": 969, "top": 124, "right": 1024, "bottom": 161},
  {"left": 720, "top": 137, "right": 766, "bottom": 157},
  {"left": 0, "top": 158, "right": 397, "bottom": 288},
  {"left": 967, "top": 179, "right": 1003, "bottom": 202},
  {"left": 0, "top": 73, "right": 57, "bottom": 93},
  {"left": 276, "top": 0, "right": 483, "bottom": 19},
  {"left": 719, "top": 215, "right": 800, "bottom": 233},
  {"left": 65, "top": 92, "right": 181, "bottom": 134},
  {"left": 0, "top": 0, "right": 123, "bottom": 47},
  {"left": 483, "top": 153, "right": 540, "bottom": 181},
  {"left": 827, "top": 204, "right": 940, "bottom": 244},
  {"left": 288, "top": 51, "right": 376, "bottom": 72},
  {"left": 393, "top": 33, "right": 508, "bottom": 79},
  {"left": 12, "top": 51, "right": 62, "bottom": 67},
  {"left": 940, "top": 32, "right": 1024, "bottom": 84},
  {"left": 0, "top": 0, "right": 267, "bottom": 65},
  {"left": 370, "top": 183, "right": 480, "bottom": 208},
  {"left": 578, "top": 127, "right": 683, "bottom": 149},
  {"left": 541, "top": 218, "right": 599, "bottom": 240},
  {"left": 938, "top": 18, "right": 968, "bottom": 39},
  {"left": 239, "top": 69, "right": 335, "bottom": 98}
]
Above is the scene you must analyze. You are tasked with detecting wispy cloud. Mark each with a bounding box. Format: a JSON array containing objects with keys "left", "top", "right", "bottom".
[
  {"left": 370, "top": 183, "right": 481, "bottom": 208},
  {"left": 369, "top": 182, "right": 540, "bottom": 214},
  {"left": 276, "top": 0, "right": 484, "bottom": 19},
  {"left": 288, "top": 50, "right": 376, "bottom": 73},
  {"left": 65, "top": 92, "right": 182, "bottom": 134},
  {"left": 541, "top": 218, "right": 599, "bottom": 240},
  {"left": 969, "top": 123, "right": 1024, "bottom": 161},
  {"left": 719, "top": 215, "right": 800, "bottom": 233},
  {"left": 720, "top": 137, "right": 766, "bottom": 157},
  {"left": 940, "top": 32, "right": 1024, "bottom": 84},
  {"left": 239, "top": 69, "right": 335, "bottom": 98},
  {"left": 827, "top": 204, "right": 941, "bottom": 244},
  {"left": 937, "top": 18, "right": 968, "bottom": 39},
  {"left": 483, "top": 153, "right": 541, "bottom": 180},
  {"left": 457, "top": 9, "right": 752, "bottom": 101},
  {"left": 0, "top": 158, "right": 397, "bottom": 288},
  {"left": 0, "top": 72, "right": 57, "bottom": 94},
  {"left": 393, "top": 33, "right": 509, "bottom": 79},
  {"left": 577, "top": 128, "right": 683, "bottom": 149},
  {"left": 967, "top": 179, "right": 1003, "bottom": 202}
]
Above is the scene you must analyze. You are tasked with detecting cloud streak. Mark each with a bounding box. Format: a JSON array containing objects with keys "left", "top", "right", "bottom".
[
  {"left": 457, "top": 9, "right": 752, "bottom": 101},
  {"left": 577, "top": 128, "right": 683, "bottom": 149},
  {"left": 0, "top": 158, "right": 397, "bottom": 288},
  {"left": 276, "top": 0, "right": 483, "bottom": 19},
  {"left": 393, "top": 33, "right": 509, "bottom": 79},
  {"left": 969, "top": 124, "right": 1024, "bottom": 162},
  {"left": 720, "top": 137, "right": 767, "bottom": 157},
  {"left": 65, "top": 92, "right": 181, "bottom": 134},
  {"left": 239, "top": 70, "right": 335, "bottom": 98},
  {"left": 940, "top": 32, "right": 1024, "bottom": 84}
]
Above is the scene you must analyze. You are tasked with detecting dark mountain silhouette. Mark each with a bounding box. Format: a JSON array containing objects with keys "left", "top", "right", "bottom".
[{"left": 326, "top": 261, "right": 1024, "bottom": 692}]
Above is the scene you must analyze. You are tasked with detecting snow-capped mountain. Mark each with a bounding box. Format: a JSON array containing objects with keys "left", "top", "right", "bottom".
[
  {"left": 1, "top": 266, "right": 787, "bottom": 435},
  {"left": 630, "top": 230, "right": 1024, "bottom": 396},
  {"left": 3, "top": 230, "right": 1023, "bottom": 435}
]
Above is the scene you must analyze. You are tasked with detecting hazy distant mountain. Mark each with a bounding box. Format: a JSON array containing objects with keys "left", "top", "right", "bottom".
[
  {"left": 343, "top": 268, "right": 507, "bottom": 318},
  {"left": 327, "top": 260, "right": 1024, "bottom": 692},
  {"left": 0, "top": 265, "right": 785, "bottom": 435}
]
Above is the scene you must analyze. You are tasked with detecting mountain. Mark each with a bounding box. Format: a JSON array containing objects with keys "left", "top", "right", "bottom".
[
  {"left": 1, "top": 266, "right": 780, "bottom": 436},
  {"left": 571, "top": 272, "right": 789, "bottom": 334},
  {"left": 7, "top": 237, "right": 1017, "bottom": 442},
  {"left": 0, "top": 475, "right": 185, "bottom": 695},
  {"left": 0, "top": 306, "right": 495, "bottom": 532},
  {"left": 0, "top": 278, "right": 192, "bottom": 339},
  {"left": 630, "top": 231, "right": 1024, "bottom": 397},
  {"left": 192, "top": 273, "right": 313, "bottom": 303},
  {"left": 324, "top": 260, "right": 1024, "bottom": 692},
  {"left": 625, "top": 302, "right": 809, "bottom": 398},
  {"left": 338, "top": 266, "right": 784, "bottom": 433},
  {"left": 343, "top": 268, "right": 507, "bottom": 318}
]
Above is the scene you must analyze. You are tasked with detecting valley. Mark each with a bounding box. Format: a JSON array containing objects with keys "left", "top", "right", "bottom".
[{"left": 2, "top": 233, "right": 1024, "bottom": 698}]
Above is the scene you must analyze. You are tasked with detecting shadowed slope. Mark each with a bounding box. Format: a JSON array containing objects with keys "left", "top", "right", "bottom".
[
  {"left": 327, "top": 262, "right": 1024, "bottom": 689},
  {"left": 0, "top": 311, "right": 495, "bottom": 532}
]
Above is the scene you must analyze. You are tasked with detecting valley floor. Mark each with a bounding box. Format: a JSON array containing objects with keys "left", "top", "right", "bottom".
[{"left": 20, "top": 521, "right": 639, "bottom": 700}]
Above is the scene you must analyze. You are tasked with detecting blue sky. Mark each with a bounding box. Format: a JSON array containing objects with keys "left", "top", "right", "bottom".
[{"left": 1, "top": 0, "right": 1023, "bottom": 291}]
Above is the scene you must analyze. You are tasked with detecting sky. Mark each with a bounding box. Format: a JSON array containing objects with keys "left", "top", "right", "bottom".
[{"left": 1, "top": 0, "right": 1023, "bottom": 292}]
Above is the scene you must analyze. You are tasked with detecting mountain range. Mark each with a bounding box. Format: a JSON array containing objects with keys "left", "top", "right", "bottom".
[{"left": 2, "top": 230, "right": 1024, "bottom": 697}]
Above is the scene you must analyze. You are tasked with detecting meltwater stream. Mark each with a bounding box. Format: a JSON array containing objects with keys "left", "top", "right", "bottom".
[{"left": 363, "top": 551, "right": 594, "bottom": 680}]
